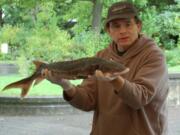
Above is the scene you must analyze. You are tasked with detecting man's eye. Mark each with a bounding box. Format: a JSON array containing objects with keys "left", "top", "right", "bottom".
[
  {"left": 126, "top": 23, "right": 131, "bottom": 27},
  {"left": 114, "top": 24, "right": 120, "bottom": 28},
  {"left": 111, "top": 24, "right": 120, "bottom": 28}
]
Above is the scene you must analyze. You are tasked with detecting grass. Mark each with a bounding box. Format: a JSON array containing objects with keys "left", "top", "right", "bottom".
[
  {"left": 0, "top": 74, "right": 82, "bottom": 97},
  {"left": 168, "top": 65, "right": 180, "bottom": 73}
]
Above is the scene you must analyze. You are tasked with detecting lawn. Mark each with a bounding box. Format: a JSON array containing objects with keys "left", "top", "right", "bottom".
[
  {"left": 0, "top": 74, "right": 82, "bottom": 97},
  {"left": 168, "top": 65, "right": 180, "bottom": 73}
]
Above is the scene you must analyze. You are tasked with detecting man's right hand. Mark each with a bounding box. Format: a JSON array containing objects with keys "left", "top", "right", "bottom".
[{"left": 41, "top": 69, "right": 74, "bottom": 91}]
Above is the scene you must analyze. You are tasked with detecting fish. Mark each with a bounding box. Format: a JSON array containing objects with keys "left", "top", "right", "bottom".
[{"left": 2, "top": 57, "right": 129, "bottom": 98}]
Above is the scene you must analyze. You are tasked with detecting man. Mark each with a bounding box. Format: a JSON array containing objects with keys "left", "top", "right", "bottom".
[{"left": 43, "top": 1, "right": 169, "bottom": 135}]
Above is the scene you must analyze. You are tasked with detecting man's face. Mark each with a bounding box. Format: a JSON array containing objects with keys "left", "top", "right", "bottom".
[{"left": 107, "top": 18, "right": 142, "bottom": 50}]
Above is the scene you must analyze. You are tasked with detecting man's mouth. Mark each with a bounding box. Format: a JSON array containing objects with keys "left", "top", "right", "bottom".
[{"left": 119, "top": 37, "right": 129, "bottom": 42}]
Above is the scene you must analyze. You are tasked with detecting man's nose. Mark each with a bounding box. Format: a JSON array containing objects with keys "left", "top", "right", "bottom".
[{"left": 118, "top": 26, "right": 127, "bottom": 34}]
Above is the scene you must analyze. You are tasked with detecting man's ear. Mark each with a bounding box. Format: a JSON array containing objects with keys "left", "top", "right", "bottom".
[
  {"left": 137, "top": 22, "right": 142, "bottom": 32},
  {"left": 105, "top": 23, "right": 111, "bottom": 33},
  {"left": 106, "top": 27, "right": 111, "bottom": 35}
]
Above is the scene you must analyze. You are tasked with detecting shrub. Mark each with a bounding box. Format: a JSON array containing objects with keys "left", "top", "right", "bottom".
[
  {"left": 70, "top": 31, "right": 110, "bottom": 59},
  {"left": 165, "top": 48, "right": 180, "bottom": 67}
]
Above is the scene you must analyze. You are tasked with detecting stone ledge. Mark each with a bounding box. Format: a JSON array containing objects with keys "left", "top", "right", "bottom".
[
  {"left": 0, "top": 104, "right": 79, "bottom": 116},
  {"left": 0, "top": 96, "right": 67, "bottom": 105},
  {"left": 0, "top": 63, "right": 19, "bottom": 75},
  {"left": 0, "top": 96, "right": 71, "bottom": 116},
  {"left": 168, "top": 73, "right": 180, "bottom": 79}
]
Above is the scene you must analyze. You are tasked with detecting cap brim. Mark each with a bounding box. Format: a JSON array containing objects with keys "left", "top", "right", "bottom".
[{"left": 105, "top": 13, "right": 135, "bottom": 27}]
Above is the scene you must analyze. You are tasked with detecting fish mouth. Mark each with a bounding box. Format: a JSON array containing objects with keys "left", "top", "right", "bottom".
[
  {"left": 108, "top": 68, "right": 129, "bottom": 80},
  {"left": 118, "top": 68, "right": 129, "bottom": 75},
  {"left": 97, "top": 68, "right": 130, "bottom": 81}
]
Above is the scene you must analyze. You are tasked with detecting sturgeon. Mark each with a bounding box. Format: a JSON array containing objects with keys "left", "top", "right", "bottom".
[{"left": 2, "top": 57, "right": 129, "bottom": 97}]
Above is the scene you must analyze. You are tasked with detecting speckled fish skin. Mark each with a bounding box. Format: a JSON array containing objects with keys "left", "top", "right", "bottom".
[{"left": 2, "top": 57, "right": 129, "bottom": 98}]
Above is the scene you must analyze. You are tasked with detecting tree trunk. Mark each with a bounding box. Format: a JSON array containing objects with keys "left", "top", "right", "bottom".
[
  {"left": 91, "top": 0, "right": 103, "bottom": 33},
  {"left": 0, "top": 8, "right": 3, "bottom": 26}
]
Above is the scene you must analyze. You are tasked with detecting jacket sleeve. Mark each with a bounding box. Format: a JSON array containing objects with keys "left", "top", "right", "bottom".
[
  {"left": 62, "top": 50, "right": 106, "bottom": 111},
  {"left": 63, "top": 76, "right": 98, "bottom": 111},
  {"left": 115, "top": 50, "right": 169, "bottom": 110}
]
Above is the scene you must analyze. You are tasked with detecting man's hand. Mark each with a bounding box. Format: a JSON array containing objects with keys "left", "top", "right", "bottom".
[
  {"left": 41, "top": 69, "right": 74, "bottom": 91},
  {"left": 95, "top": 70, "right": 125, "bottom": 90}
]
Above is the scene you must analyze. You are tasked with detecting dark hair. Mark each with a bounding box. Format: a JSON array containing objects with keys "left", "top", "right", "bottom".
[{"left": 134, "top": 16, "right": 142, "bottom": 24}]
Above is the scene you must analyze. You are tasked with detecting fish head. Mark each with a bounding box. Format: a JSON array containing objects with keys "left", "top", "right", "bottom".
[
  {"left": 33, "top": 61, "right": 48, "bottom": 75},
  {"left": 100, "top": 60, "right": 129, "bottom": 75}
]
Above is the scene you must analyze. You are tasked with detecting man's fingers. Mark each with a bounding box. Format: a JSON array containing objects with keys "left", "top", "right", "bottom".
[
  {"left": 41, "top": 69, "right": 53, "bottom": 80},
  {"left": 104, "top": 72, "right": 111, "bottom": 77},
  {"left": 41, "top": 69, "right": 48, "bottom": 77},
  {"left": 94, "top": 70, "right": 123, "bottom": 81},
  {"left": 95, "top": 70, "right": 104, "bottom": 77}
]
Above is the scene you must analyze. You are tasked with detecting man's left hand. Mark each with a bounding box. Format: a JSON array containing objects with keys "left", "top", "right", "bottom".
[{"left": 95, "top": 70, "right": 125, "bottom": 89}]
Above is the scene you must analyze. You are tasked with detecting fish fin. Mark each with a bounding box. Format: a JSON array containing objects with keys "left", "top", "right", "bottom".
[
  {"left": 20, "top": 81, "right": 34, "bottom": 98},
  {"left": 33, "top": 76, "right": 45, "bottom": 86},
  {"left": 33, "top": 60, "right": 45, "bottom": 70},
  {"left": 2, "top": 76, "right": 34, "bottom": 98}
]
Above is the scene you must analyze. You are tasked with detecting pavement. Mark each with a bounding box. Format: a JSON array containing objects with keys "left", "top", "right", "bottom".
[
  {"left": 0, "top": 106, "right": 180, "bottom": 135},
  {"left": 168, "top": 106, "right": 180, "bottom": 135},
  {"left": 0, "top": 106, "right": 92, "bottom": 135}
]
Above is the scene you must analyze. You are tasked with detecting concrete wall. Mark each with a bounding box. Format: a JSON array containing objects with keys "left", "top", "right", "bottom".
[
  {"left": 168, "top": 73, "right": 180, "bottom": 106},
  {"left": 0, "top": 63, "right": 19, "bottom": 75}
]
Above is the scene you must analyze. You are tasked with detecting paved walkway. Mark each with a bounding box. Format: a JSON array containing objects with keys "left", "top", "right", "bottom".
[
  {"left": 168, "top": 106, "right": 180, "bottom": 135},
  {"left": 0, "top": 106, "right": 180, "bottom": 135},
  {"left": 0, "top": 106, "right": 92, "bottom": 135}
]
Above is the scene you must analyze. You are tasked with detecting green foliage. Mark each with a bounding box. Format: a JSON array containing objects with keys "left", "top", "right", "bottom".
[
  {"left": 63, "top": 1, "right": 93, "bottom": 34},
  {"left": 16, "top": 55, "right": 30, "bottom": 76},
  {"left": 127, "top": 0, "right": 148, "bottom": 7},
  {"left": 70, "top": 31, "right": 110, "bottom": 59},
  {"left": 0, "top": 0, "right": 180, "bottom": 68},
  {"left": 25, "top": 28, "right": 72, "bottom": 62},
  {"left": 140, "top": 6, "right": 161, "bottom": 39},
  {"left": 0, "top": 1, "right": 74, "bottom": 75},
  {"left": 23, "top": 2, "right": 73, "bottom": 62},
  {"left": 139, "top": 1, "right": 180, "bottom": 50},
  {"left": 157, "top": 6, "right": 180, "bottom": 49},
  {"left": 0, "top": 24, "right": 32, "bottom": 60},
  {"left": 0, "top": 24, "right": 21, "bottom": 45},
  {"left": 165, "top": 48, "right": 180, "bottom": 66}
]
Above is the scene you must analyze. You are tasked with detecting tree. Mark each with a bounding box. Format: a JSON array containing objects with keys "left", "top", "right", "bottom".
[
  {"left": 0, "top": 9, "right": 3, "bottom": 26},
  {"left": 91, "top": 0, "right": 103, "bottom": 33}
]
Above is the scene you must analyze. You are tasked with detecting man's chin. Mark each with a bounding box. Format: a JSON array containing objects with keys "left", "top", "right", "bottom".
[
  {"left": 118, "top": 42, "right": 131, "bottom": 47},
  {"left": 117, "top": 42, "right": 132, "bottom": 50}
]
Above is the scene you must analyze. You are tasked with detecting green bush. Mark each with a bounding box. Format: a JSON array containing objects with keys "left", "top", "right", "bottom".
[
  {"left": 165, "top": 48, "right": 180, "bottom": 67},
  {"left": 16, "top": 55, "right": 31, "bottom": 76},
  {"left": 140, "top": 6, "right": 161, "bottom": 39},
  {"left": 70, "top": 31, "right": 110, "bottom": 59},
  {"left": 0, "top": 24, "right": 30, "bottom": 60},
  {"left": 157, "top": 9, "right": 180, "bottom": 49}
]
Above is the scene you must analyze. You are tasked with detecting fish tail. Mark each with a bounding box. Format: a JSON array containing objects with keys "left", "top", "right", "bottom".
[
  {"left": 2, "top": 76, "right": 35, "bottom": 98},
  {"left": 2, "top": 61, "right": 46, "bottom": 98},
  {"left": 33, "top": 76, "right": 44, "bottom": 86}
]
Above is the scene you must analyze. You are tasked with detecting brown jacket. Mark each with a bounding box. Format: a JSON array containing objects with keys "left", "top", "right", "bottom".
[{"left": 64, "top": 35, "right": 169, "bottom": 135}]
